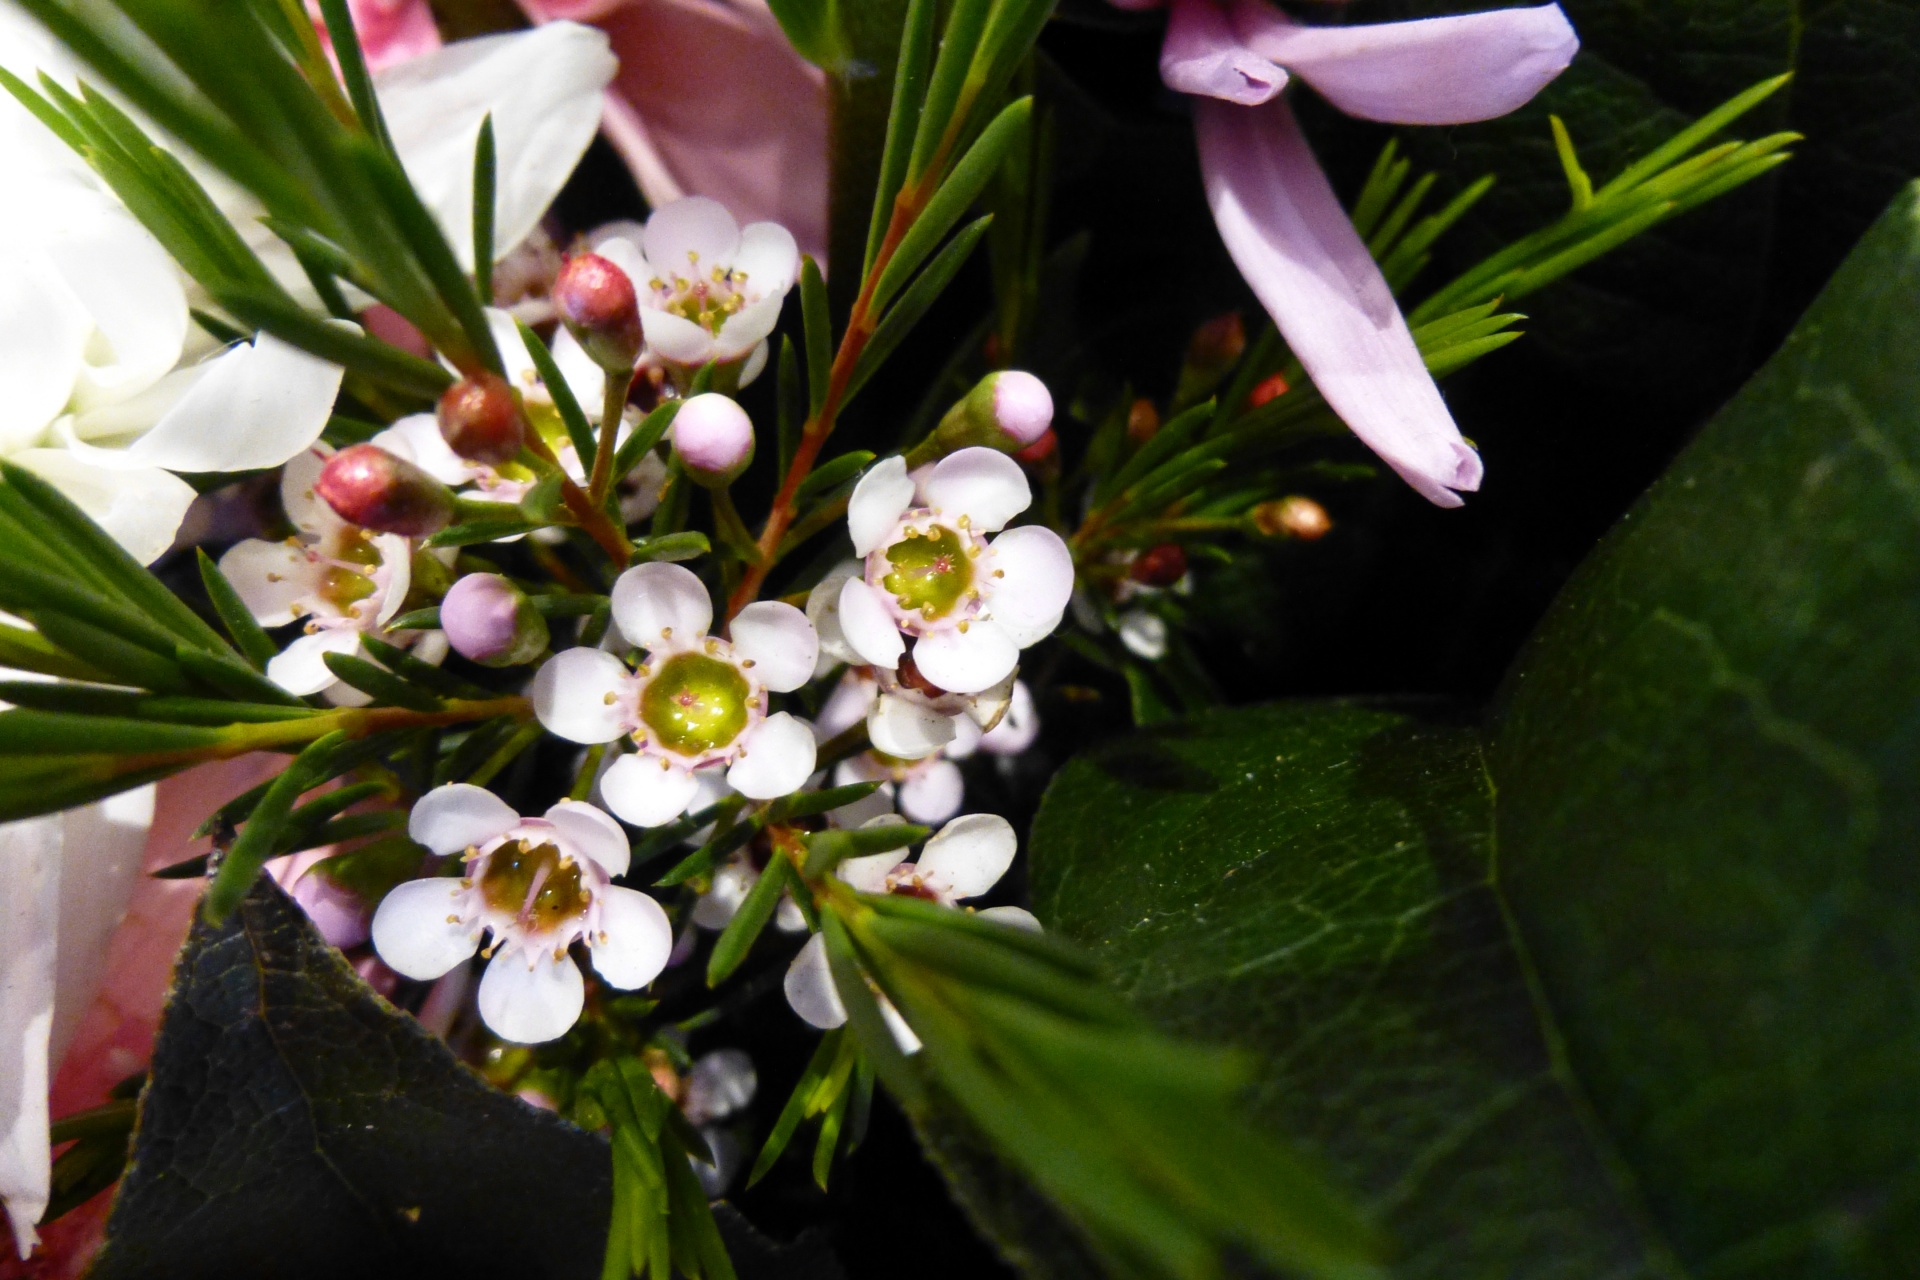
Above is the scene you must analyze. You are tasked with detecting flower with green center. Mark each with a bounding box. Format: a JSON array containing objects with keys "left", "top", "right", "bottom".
[
  {"left": 533, "top": 562, "right": 821, "bottom": 826},
  {"left": 371, "top": 785, "right": 673, "bottom": 1045}
]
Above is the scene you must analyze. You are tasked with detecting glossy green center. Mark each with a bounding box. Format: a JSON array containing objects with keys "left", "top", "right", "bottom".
[
  {"left": 479, "top": 839, "right": 589, "bottom": 932},
  {"left": 640, "top": 651, "right": 751, "bottom": 755},
  {"left": 882, "top": 525, "right": 972, "bottom": 620},
  {"left": 318, "top": 533, "right": 381, "bottom": 611}
]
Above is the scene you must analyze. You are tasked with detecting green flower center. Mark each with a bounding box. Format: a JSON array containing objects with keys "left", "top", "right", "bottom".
[
  {"left": 652, "top": 269, "right": 747, "bottom": 335},
  {"left": 882, "top": 524, "right": 973, "bottom": 621},
  {"left": 479, "top": 839, "right": 590, "bottom": 932},
  {"left": 640, "top": 651, "right": 752, "bottom": 756},
  {"left": 317, "top": 533, "right": 381, "bottom": 611}
]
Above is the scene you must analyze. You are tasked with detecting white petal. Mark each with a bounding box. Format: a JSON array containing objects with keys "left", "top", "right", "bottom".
[
  {"left": 588, "top": 886, "right": 673, "bottom": 989},
  {"left": 944, "top": 715, "right": 984, "bottom": 760},
  {"left": 215, "top": 538, "right": 315, "bottom": 627},
  {"left": 898, "top": 760, "right": 966, "bottom": 825},
  {"left": 729, "top": 601, "right": 817, "bottom": 693},
  {"left": 600, "top": 754, "right": 698, "bottom": 828},
  {"left": 805, "top": 562, "right": 864, "bottom": 667},
  {"left": 642, "top": 196, "right": 741, "bottom": 278},
  {"left": 978, "top": 904, "right": 1042, "bottom": 932},
  {"left": 532, "top": 647, "right": 632, "bottom": 744},
  {"left": 868, "top": 693, "right": 957, "bottom": 760},
  {"left": 732, "top": 221, "right": 801, "bottom": 295},
  {"left": 837, "top": 578, "right": 904, "bottom": 670},
  {"left": 611, "top": 561, "right": 712, "bottom": 649},
  {"left": 985, "top": 525, "right": 1075, "bottom": 647},
  {"left": 638, "top": 307, "right": 714, "bottom": 366},
  {"left": 373, "top": 412, "right": 476, "bottom": 486},
  {"left": 279, "top": 444, "right": 343, "bottom": 536},
  {"left": 0, "top": 813, "right": 61, "bottom": 1254},
  {"left": 477, "top": 950, "right": 585, "bottom": 1044},
  {"left": 736, "top": 339, "right": 770, "bottom": 389},
  {"left": 123, "top": 333, "right": 342, "bottom": 472},
  {"left": 9, "top": 452, "right": 194, "bottom": 566},
  {"left": 409, "top": 783, "right": 521, "bottom": 856},
  {"left": 592, "top": 232, "right": 649, "bottom": 283},
  {"left": 712, "top": 294, "right": 784, "bottom": 361},
  {"left": 267, "top": 628, "right": 362, "bottom": 696},
  {"left": 980, "top": 680, "right": 1039, "bottom": 754},
  {"left": 45, "top": 200, "right": 188, "bottom": 414},
  {"left": 911, "top": 621, "right": 1019, "bottom": 696},
  {"left": 370, "top": 878, "right": 479, "bottom": 980},
  {"left": 846, "top": 455, "right": 915, "bottom": 556},
  {"left": 542, "top": 799, "right": 631, "bottom": 876},
  {"left": 0, "top": 247, "right": 88, "bottom": 454},
  {"left": 692, "top": 863, "right": 754, "bottom": 930},
  {"left": 813, "top": 669, "right": 878, "bottom": 742},
  {"left": 964, "top": 673, "right": 1017, "bottom": 731},
  {"left": 880, "top": 998, "right": 921, "bottom": 1056},
  {"left": 727, "top": 713, "right": 816, "bottom": 800},
  {"left": 372, "top": 534, "right": 412, "bottom": 627},
  {"left": 828, "top": 777, "right": 896, "bottom": 829},
  {"left": 783, "top": 933, "right": 846, "bottom": 1030},
  {"left": 1118, "top": 610, "right": 1169, "bottom": 660},
  {"left": 921, "top": 447, "right": 1031, "bottom": 532},
  {"left": 550, "top": 324, "right": 610, "bottom": 415},
  {"left": 917, "top": 813, "right": 1017, "bottom": 902},
  {"left": 50, "top": 788, "right": 154, "bottom": 1058},
  {"left": 377, "top": 23, "right": 616, "bottom": 268},
  {"left": 837, "top": 847, "right": 909, "bottom": 894}
]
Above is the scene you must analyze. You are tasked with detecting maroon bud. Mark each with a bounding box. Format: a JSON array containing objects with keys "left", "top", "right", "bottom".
[
  {"left": 1186, "top": 311, "right": 1246, "bottom": 374},
  {"left": 894, "top": 649, "right": 946, "bottom": 699},
  {"left": 315, "top": 445, "right": 456, "bottom": 536},
  {"left": 1126, "top": 398, "right": 1160, "bottom": 445},
  {"left": 1255, "top": 496, "right": 1332, "bottom": 541},
  {"left": 1130, "top": 543, "right": 1188, "bottom": 587},
  {"left": 1013, "top": 427, "right": 1058, "bottom": 465},
  {"left": 437, "top": 372, "right": 526, "bottom": 465},
  {"left": 1246, "top": 372, "right": 1291, "bottom": 409},
  {"left": 553, "top": 252, "right": 642, "bottom": 373}
]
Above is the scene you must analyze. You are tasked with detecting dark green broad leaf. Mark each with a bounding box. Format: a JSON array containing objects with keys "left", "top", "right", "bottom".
[
  {"left": 1016, "top": 183, "right": 1920, "bottom": 1277},
  {"left": 90, "top": 877, "right": 612, "bottom": 1279}
]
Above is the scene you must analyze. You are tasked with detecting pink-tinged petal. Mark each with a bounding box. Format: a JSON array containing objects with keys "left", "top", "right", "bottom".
[
  {"left": 601, "top": 754, "right": 699, "bottom": 828},
  {"left": 638, "top": 306, "right": 715, "bottom": 365},
  {"left": 837, "top": 579, "right": 905, "bottom": 670},
  {"left": 734, "top": 221, "right": 801, "bottom": 295},
  {"left": 898, "top": 760, "right": 965, "bottom": 826},
  {"left": 814, "top": 669, "right": 878, "bottom": 741},
  {"left": 921, "top": 447, "right": 1031, "bottom": 532},
  {"left": 1196, "top": 98, "right": 1481, "bottom": 505},
  {"left": 217, "top": 539, "right": 317, "bottom": 628},
  {"left": 712, "top": 293, "right": 785, "bottom": 362},
  {"left": 477, "top": 950, "right": 584, "bottom": 1044},
  {"left": 542, "top": 800, "right": 631, "bottom": 876},
  {"left": 837, "top": 843, "right": 910, "bottom": 894},
  {"left": 611, "top": 561, "right": 712, "bottom": 649},
  {"left": 984, "top": 525, "right": 1075, "bottom": 646},
  {"left": 532, "top": 647, "right": 633, "bottom": 744},
  {"left": 727, "top": 713, "right": 815, "bottom": 800},
  {"left": 692, "top": 862, "right": 753, "bottom": 930},
  {"left": 308, "top": 0, "right": 442, "bottom": 73},
  {"left": 268, "top": 629, "right": 362, "bottom": 696},
  {"left": 917, "top": 813, "right": 1016, "bottom": 901},
  {"left": 783, "top": 933, "right": 845, "bottom": 1030},
  {"left": 846, "top": 456, "right": 915, "bottom": 556},
  {"left": 410, "top": 783, "right": 521, "bottom": 856},
  {"left": 588, "top": 886, "right": 672, "bottom": 989},
  {"left": 806, "top": 562, "right": 867, "bottom": 669},
  {"left": 642, "top": 196, "right": 741, "bottom": 277},
  {"left": 912, "top": 621, "right": 1019, "bottom": 696},
  {"left": 370, "top": 878, "right": 478, "bottom": 981},
  {"left": 981, "top": 680, "right": 1040, "bottom": 754},
  {"left": 1230, "top": 0, "right": 1577, "bottom": 125},
  {"left": 373, "top": 412, "right": 479, "bottom": 486},
  {"left": 1160, "top": 0, "right": 1288, "bottom": 105},
  {"left": 1, "top": 815, "right": 61, "bottom": 1257},
  {"left": 277, "top": 851, "right": 371, "bottom": 948},
  {"left": 730, "top": 601, "right": 818, "bottom": 693},
  {"left": 867, "top": 693, "right": 956, "bottom": 760}
]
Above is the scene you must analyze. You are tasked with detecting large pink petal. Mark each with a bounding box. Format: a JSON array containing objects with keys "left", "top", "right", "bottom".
[
  {"left": 520, "top": 0, "right": 829, "bottom": 264},
  {"left": 1197, "top": 97, "right": 1480, "bottom": 505},
  {"left": 1160, "top": 0, "right": 1287, "bottom": 106},
  {"left": 1229, "top": 0, "right": 1577, "bottom": 125},
  {"left": 308, "top": 0, "right": 443, "bottom": 73}
]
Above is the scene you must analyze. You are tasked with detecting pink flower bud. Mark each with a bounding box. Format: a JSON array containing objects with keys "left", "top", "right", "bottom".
[
  {"left": 930, "top": 370, "right": 1056, "bottom": 457},
  {"left": 553, "top": 252, "right": 643, "bottom": 373},
  {"left": 441, "top": 572, "right": 550, "bottom": 667},
  {"left": 437, "top": 372, "right": 526, "bottom": 464},
  {"left": 990, "top": 371, "right": 1054, "bottom": 446},
  {"left": 315, "top": 444, "right": 456, "bottom": 536},
  {"left": 670, "top": 393, "right": 755, "bottom": 482}
]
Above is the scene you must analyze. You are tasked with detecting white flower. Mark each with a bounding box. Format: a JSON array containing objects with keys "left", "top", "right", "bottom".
[
  {"left": 590, "top": 198, "right": 798, "bottom": 384},
  {"left": 783, "top": 814, "right": 1037, "bottom": 1048},
  {"left": 691, "top": 779, "right": 889, "bottom": 930},
  {"left": 218, "top": 445, "right": 433, "bottom": 699},
  {"left": 837, "top": 450, "right": 1073, "bottom": 701},
  {"left": 830, "top": 678, "right": 1038, "bottom": 824},
  {"left": 370, "top": 784, "right": 672, "bottom": 1044},
  {"left": 533, "top": 563, "right": 819, "bottom": 825},
  {"left": 1117, "top": 609, "right": 1170, "bottom": 660}
]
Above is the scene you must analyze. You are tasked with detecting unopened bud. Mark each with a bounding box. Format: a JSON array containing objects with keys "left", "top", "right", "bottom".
[
  {"left": 670, "top": 393, "right": 755, "bottom": 484},
  {"left": 437, "top": 373, "right": 526, "bottom": 465},
  {"left": 1126, "top": 398, "right": 1160, "bottom": 444},
  {"left": 441, "top": 572, "right": 550, "bottom": 667},
  {"left": 553, "top": 253, "right": 642, "bottom": 373},
  {"left": 1254, "top": 496, "right": 1331, "bottom": 541},
  {"left": 1130, "top": 543, "right": 1188, "bottom": 587},
  {"left": 1246, "top": 372, "right": 1291, "bottom": 410},
  {"left": 1013, "top": 428, "right": 1057, "bottom": 465},
  {"left": 1187, "top": 312, "right": 1246, "bottom": 373},
  {"left": 315, "top": 445, "right": 456, "bottom": 536},
  {"left": 934, "top": 370, "right": 1055, "bottom": 455}
]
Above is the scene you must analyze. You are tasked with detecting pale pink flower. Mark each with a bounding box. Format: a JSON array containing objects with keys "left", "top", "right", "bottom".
[{"left": 306, "top": 0, "right": 443, "bottom": 72}]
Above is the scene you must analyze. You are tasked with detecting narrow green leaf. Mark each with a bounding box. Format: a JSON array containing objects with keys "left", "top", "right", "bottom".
[
  {"left": 314, "top": 0, "right": 394, "bottom": 152},
  {"left": 631, "top": 531, "right": 711, "bottom": 564},
  {"left": 612, "top": 401, "right": 679, "bottom": 486},
  {"left": 800, "top": 254, "right": 832, "bottom": 415},
  {"left": 516, "top": 318, "right": 597, "bottom": 465},
  {"left": 768, "top": 781, "right": 882, "bottom": 822},
  {"left": 794, "top": 451, "right": 876, "bottom": 505},
  {"left": 0, "top": 710, "right": 227, "bottom": 755},
  {"left": 359, "top": 635, "right": 492, "bottom": 700},
  {"left": 865, "top": 0, "right": 937, "bottom": 272},
  {"left": 706, "top": 856, "right": 793, "bottom": 986},
  {"left": 206, "top": 732, "right": 345, "bottom": 921},
  {"left": 321, "top": 652, "right": 445, "bottom": 711},
  {"left": 801, "top": 821, "right": 927, "bottom": 878},
  {"left": 846, "top": 213, "right": 991, "bottom": 408},
  {"left": 197, "top": 550, "right": 277, "bottom": 671},
  {"left": 749, "top": 1029, "right": 848, "bottom": 1187},
  {"left": 906, "top": 0, "right": 990, "bottom": 184},
  {"left": 874, "top": 96, "right": 1030, "bottom": 313},
  {"left": 425, "top": 519, "right": 545, "bottom": 548},
  {"left": 471, "top": 113, "right": 496, "bottom": 300}
]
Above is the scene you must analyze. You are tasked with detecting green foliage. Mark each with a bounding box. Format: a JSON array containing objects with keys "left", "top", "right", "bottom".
[{"left": 1023, "top": 182, "right": 1920, "bottom": 1276}]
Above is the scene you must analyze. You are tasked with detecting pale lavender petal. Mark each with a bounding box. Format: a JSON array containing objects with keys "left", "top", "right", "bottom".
[
  {"left": 1231, "top": 0, "right": 1577, "bottom": 125},
  {"left": 1160, "top": 0, "right": 1288, "bottom": 106},
  {"left": 1196, "top": 98, "right": 1480, "bottom": 505}
]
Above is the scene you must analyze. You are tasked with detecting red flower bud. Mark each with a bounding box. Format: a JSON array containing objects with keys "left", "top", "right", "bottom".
[
  {"left": 437, "top": 372, "right": 525, "bottom": 465},
  {"left": 1126, "top": 398, "right": 1160, "bottom": 444},
  {"left": 553, "top": 252, "right": 642, "bottom": 373},
  {"left": 1247, "top": 372, "right": 1291, "bottom": 409},
  {"left": 1187, "top": 311, "right": 1246, "bottom": 374},
  {"left": 1014, "top": 428, "right": 1058, "bottom": 465},
  {"left": 1130, "top": 543, "right": 1188, "bottom": 587},
  {"left": 315, "top": 444, "right": 456, "bottom": 536}
]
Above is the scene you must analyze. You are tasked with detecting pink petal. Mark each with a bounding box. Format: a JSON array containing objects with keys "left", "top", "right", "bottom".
[
  {"left": 1196, "top": 97, "right": 1480, "bottom": 505},
  {"left": 1229, "top": 0, "right": 1577, "bottom": 125},
  {"left": 1160, "top": 0, "right": 1287, "bottom": 106}
]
